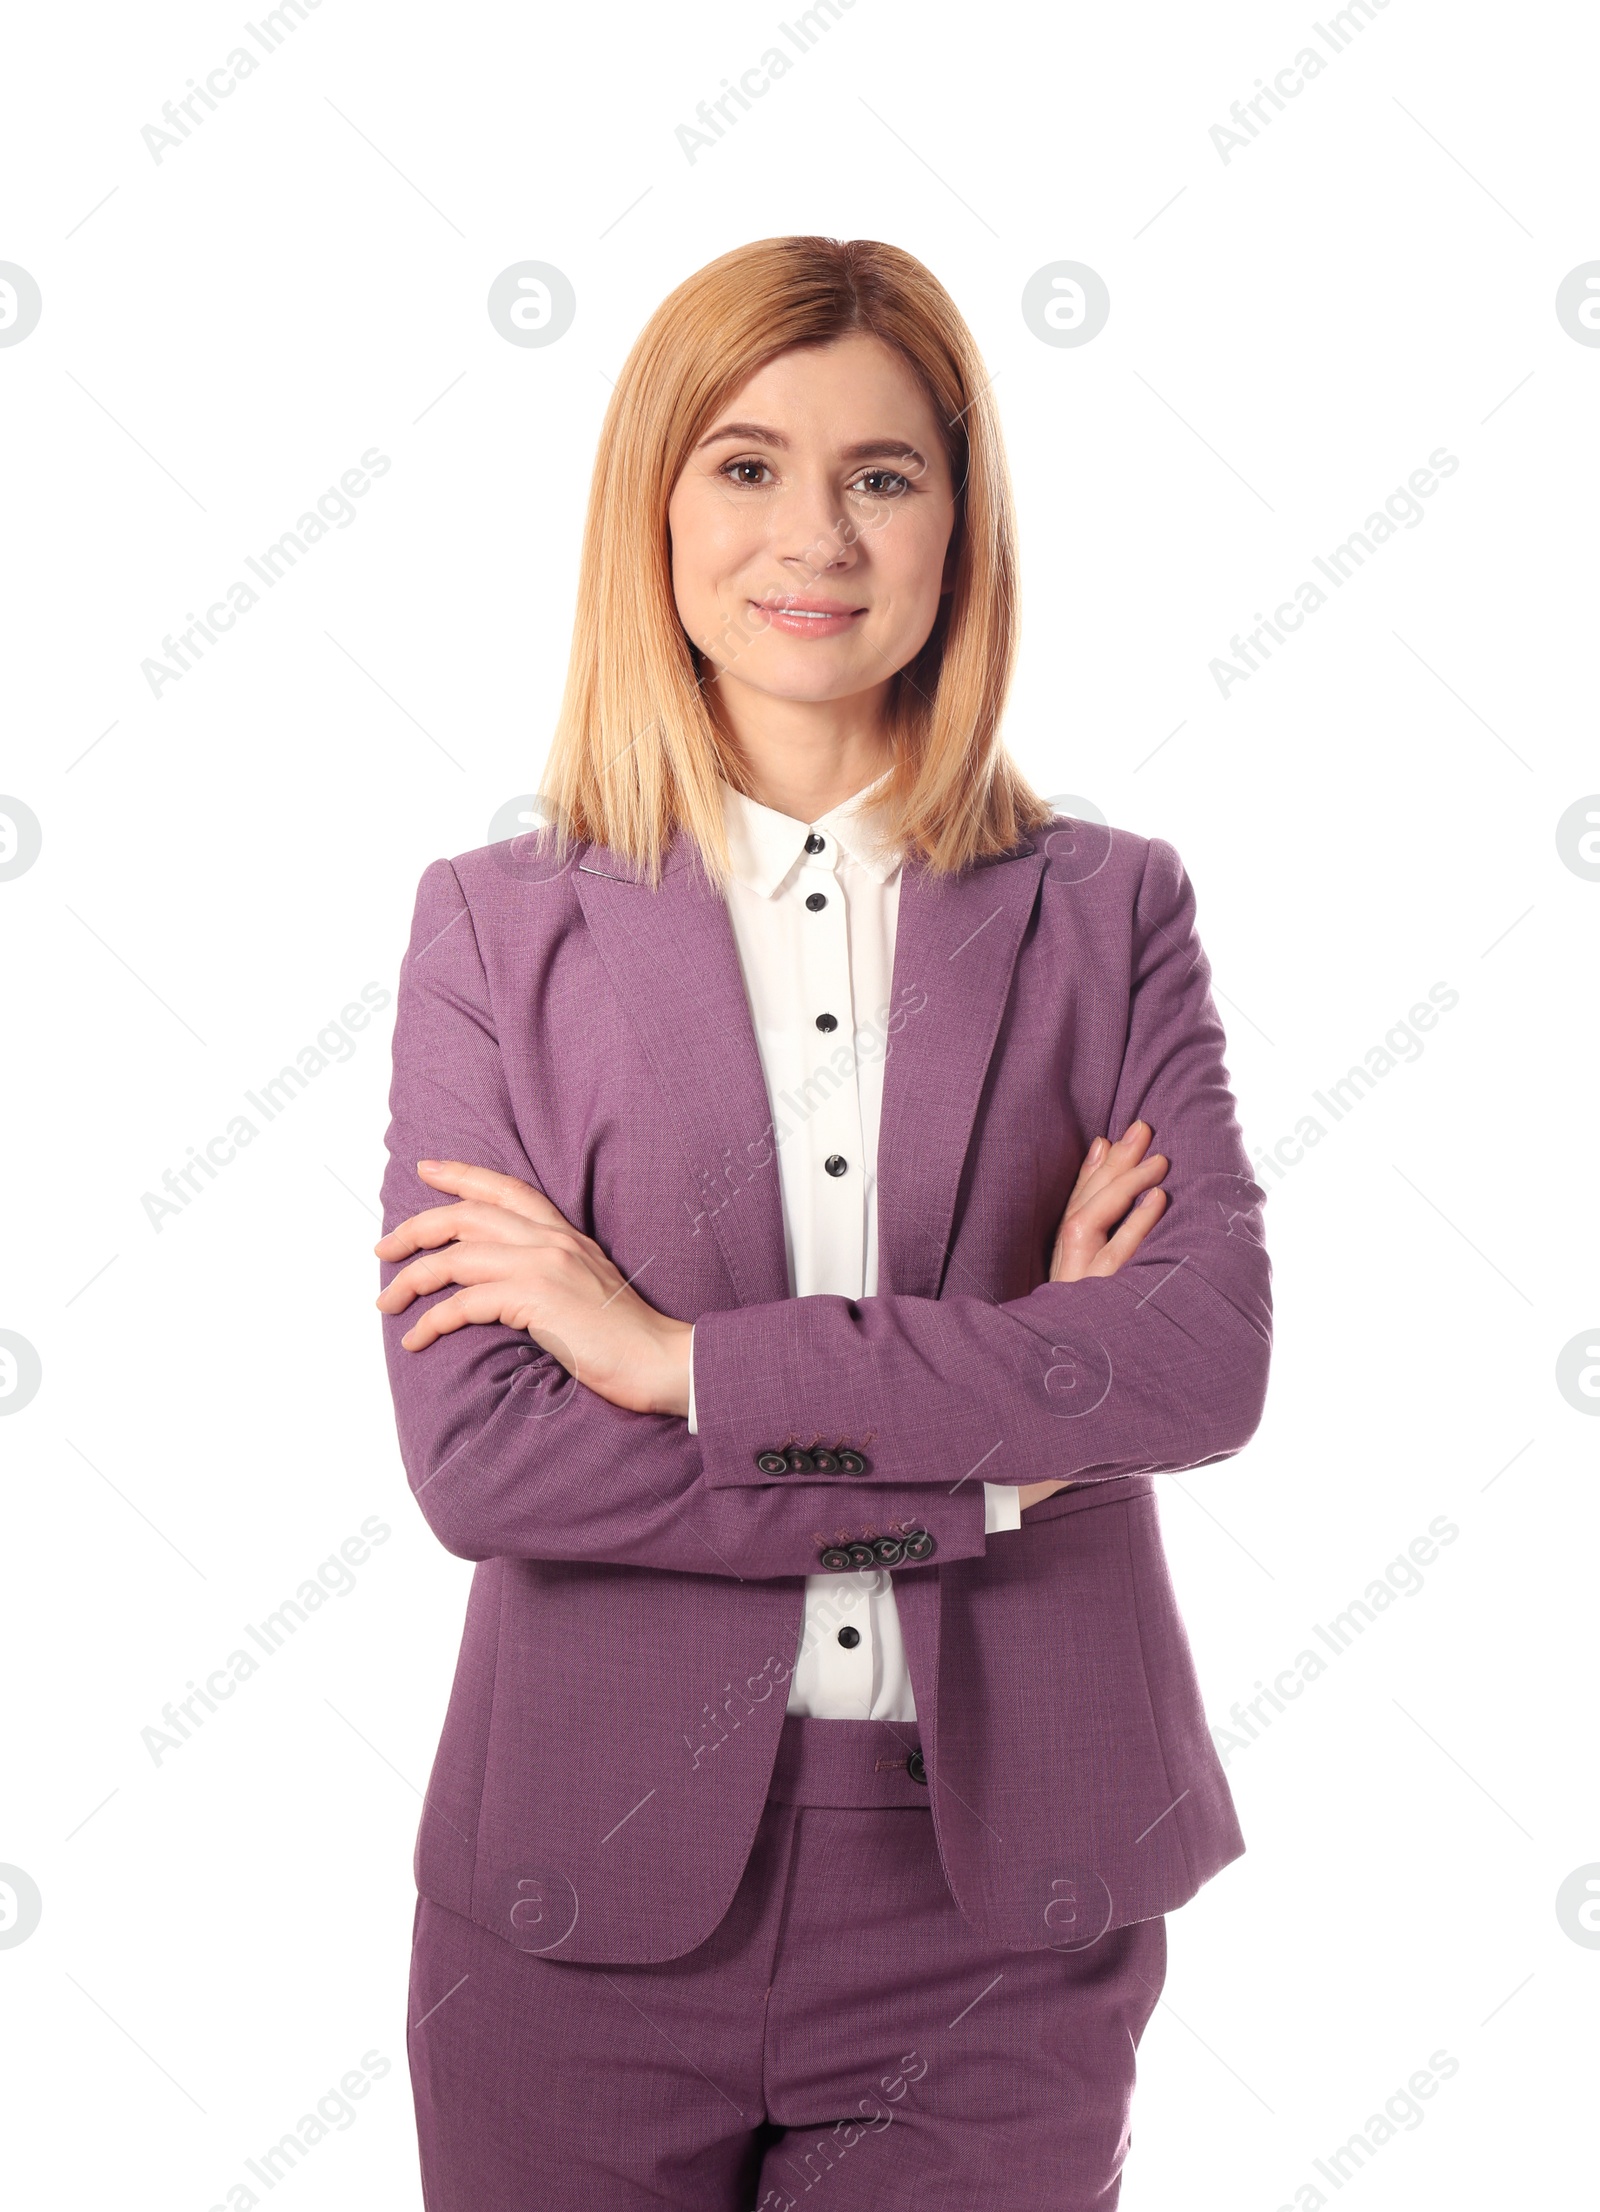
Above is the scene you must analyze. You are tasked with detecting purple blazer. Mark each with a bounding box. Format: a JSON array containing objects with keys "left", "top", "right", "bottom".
[{"left": 378, "top": 813, "right": 1272, "bottom": 1964}]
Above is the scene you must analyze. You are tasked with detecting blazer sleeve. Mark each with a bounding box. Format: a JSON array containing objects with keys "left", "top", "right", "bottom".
[
  {"left": 687, "top": 1330, "right": 1025, "bottom": 1531},
  {"left": 377, "top": 858, "right": 990, "bottom": 1579},
  {"left": 691, "top": 836, "right": 1273, "bottom": 1492}
]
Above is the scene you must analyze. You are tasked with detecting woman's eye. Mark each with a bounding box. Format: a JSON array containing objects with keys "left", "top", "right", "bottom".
[{"left": 716, "top": 460, "right": 913, "bottom": 495}]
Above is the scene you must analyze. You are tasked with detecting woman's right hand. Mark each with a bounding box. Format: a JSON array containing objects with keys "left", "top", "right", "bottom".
[
  {"left": 1016, "top": 1122, "right": 1171, "bottom": 1511},
  {"left": 1048, "top": 1120, "right": 1169, "bottom": 1284}
]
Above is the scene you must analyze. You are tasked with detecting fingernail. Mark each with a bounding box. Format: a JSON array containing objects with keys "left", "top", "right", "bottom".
[
  {"left": 1122, "top": 1120, "right": 1143, "bottom": 1142},
  {"left": 1136, "top": 1188, "right": 1161, "bottom": 1207},
  {"left": 1087, "top": 1137, "right": 1105, "bottom": 1165}
]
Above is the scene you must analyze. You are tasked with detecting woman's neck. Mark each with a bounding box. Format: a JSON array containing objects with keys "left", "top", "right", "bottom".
[{"left": 714, "top": 685, "right": 895, "bottom": 823}]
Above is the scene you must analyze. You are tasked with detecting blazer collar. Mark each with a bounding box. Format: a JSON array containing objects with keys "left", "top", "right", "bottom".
[{"left": 573, "top": 823, "right": 1043, "bottom": 1304}]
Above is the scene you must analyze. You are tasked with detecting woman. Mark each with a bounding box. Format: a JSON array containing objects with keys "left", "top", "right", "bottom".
[{"left": 375, "top": 235, "right": 1272, "bottom": 2211}]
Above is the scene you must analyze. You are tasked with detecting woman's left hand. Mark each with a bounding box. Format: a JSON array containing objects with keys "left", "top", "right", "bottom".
[{"left": 375, "top": 1160, "right": 692, "bottom": 1418}]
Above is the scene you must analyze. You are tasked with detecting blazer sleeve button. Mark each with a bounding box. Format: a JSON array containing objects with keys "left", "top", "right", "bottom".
[
  {"left": 844, "top": 1541, "right": 877, "bottom": 1570},
  {"left": 901, "top": 1530, "right": 937, "bottom": 1562},
  {"left": 818, "top": 1546, "right": 853, "bottom": 1571},
  {"left": 836, "top": 1450, "right": 868, "bottom": 1476},
  {"left": 872, "top": 1535, "right": 905, "bottom": 1565},
  {"left": 784, "top": 1447, "right": 817, "bottom": 1475},
  {"left": 755, "top": 1451, "right": 789, "bottom": 1475},
  {"left": 809, "top": 1448, "right": 839, "bottom": 1474}
]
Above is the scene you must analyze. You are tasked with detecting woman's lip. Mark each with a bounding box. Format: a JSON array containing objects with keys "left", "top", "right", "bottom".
[{"left": 751, "top": 599, "right": 867, "bottom": 635}]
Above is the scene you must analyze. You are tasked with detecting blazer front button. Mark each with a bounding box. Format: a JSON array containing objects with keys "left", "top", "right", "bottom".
[
  {"left": 755, "top": 1451, "right": 788, "bottom": 1476},
  {"left": 907, "top": 1749, "right": 928, "bottom": 1785}
]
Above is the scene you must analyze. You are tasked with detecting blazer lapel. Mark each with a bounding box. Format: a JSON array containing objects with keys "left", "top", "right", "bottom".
[
  {"left": 573, "top": 827, "right": 793, "bottom": 1308},
  {"left": 573, "top": 824, "right": 1045, "bottom": 1314},
  {"left": 877, "top": 840, "right": 1045, "bottom": 1299}
]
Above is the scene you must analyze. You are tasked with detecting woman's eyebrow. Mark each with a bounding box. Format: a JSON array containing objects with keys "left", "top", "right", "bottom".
[
  {"left": 694, "top": 420, "right": 926, "bottom": 467},
  {"left": 839, "top": 439, "right": 926, "bottom": 465},
  {"left": 696, "top": 420, "right": 787, "bottom": 449}
]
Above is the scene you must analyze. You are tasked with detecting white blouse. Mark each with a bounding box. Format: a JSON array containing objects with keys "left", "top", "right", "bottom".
[{"left": 687, "top": 769, "right": 1021, "bottom": 1721}]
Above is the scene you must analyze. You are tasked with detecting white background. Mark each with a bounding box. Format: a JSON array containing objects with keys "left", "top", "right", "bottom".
[{"left": 2, "top": 2, "right": 1596, "bottom": 2205}]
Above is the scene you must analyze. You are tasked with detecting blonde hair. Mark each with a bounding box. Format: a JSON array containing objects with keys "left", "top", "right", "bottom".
[{"left": 539, "top": 235, "right": 1053, "bottom": 889}]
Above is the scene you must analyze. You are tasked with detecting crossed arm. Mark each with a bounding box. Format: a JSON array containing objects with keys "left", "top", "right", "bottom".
[
  {"left": 377, "top": 1124, "right": 1172, "bottom": 1511},
  {"left": 374, "top": 844, "right": 1271, "bottom": 1579}
]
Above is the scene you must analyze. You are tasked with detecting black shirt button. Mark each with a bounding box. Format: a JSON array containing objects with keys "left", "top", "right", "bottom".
[
  {"left": 805, "top": 891, "right": 827, "bottom": 912},
  {"left": 907, "top": 1748, "right": 927, "bottom": 1785},
  {"left": 804, "top": 832, "right": 825, "bottom": 853},
  {"left": 837, "top": 1626, "right": 860, "bottom": 1648},
  {"left": 815, "top": 1012, "right": 838, "bottom": 1032},
  {"left": 755, "top": 1450, "right": 789, "bottom": 1476},
  {"left": 825, "top": 1155, "right": 848, "bottom": 1177}
]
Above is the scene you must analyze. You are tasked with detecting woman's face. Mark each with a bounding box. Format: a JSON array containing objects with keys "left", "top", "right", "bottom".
[{"left": 666, "top": 332, "right": 958, "bottom": 717}]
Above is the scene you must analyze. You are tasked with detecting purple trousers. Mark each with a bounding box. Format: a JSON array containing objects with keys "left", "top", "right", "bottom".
[{"left": 408, "top": 1718, "right": 1167, "bottom": 2210}]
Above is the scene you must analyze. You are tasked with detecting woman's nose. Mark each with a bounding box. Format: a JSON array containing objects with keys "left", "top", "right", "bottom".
[{"left": 771, "top": 475, "right": 861, "bottom": 576}]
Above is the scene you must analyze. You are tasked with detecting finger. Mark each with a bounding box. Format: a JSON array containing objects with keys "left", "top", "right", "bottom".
[
  {"left": 1066, "top": 1121, "right": 1153, "bottom": 1207},
  {"left": 398, "top": 1283, "right": 519, "bottom": 1352},
  {"left": 1061, "top": 1152, "right": 1168, "bottom": 1236},
  {"left": 377, "top": 1242, "right": 541, "bottom": 1314},
  {"left": 376, "top": 1198, "right": 565, "bottom": 1261},
  {"left": 377, "top": 1199, "right": 524, "bottom": 1260},
  {"left": 1050, "top": 1156, "right": 1168, "bottom": 1282},
  {"left": 1069, "top": 1135, "right": 1108, "bottom": 1192},
  {"left": 1110, "top": 1119, "right": 1152, "bottom": 1164},
  {"left": 1087, "top": 1187, "right": 1168, "bottom": 1276},
  {"left": 416, "top": 1160, "right": 573, "bottom": 1231}
]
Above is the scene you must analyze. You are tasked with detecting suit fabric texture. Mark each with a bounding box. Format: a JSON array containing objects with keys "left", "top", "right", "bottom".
[
  {"left": 377, "top": 811, "right": 1272, "bottom": 1969},
  {"left": 406, "top": 1716, "right": 1168, "bottom": 2211}
]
